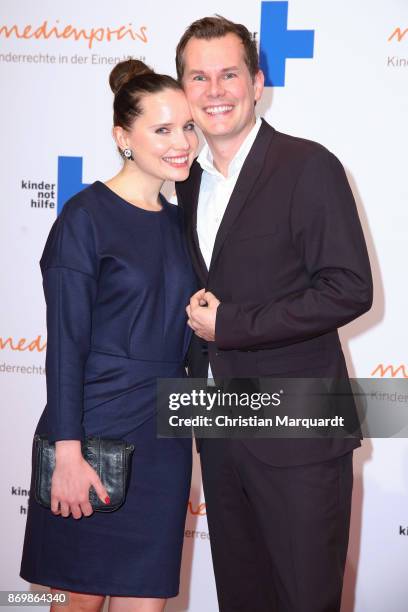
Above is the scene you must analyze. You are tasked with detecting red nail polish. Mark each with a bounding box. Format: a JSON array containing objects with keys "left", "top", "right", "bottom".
[{"left": 105, "top": 496, "right": 111, "bottom": 504}]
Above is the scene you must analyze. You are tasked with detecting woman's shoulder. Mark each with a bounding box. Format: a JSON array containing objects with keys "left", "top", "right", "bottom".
[
  {"left": 40, "top": 185, "right": 100, "bottom": 274},
  {"left": 58, "top": 182, "right": 102, "bottom": 222}
]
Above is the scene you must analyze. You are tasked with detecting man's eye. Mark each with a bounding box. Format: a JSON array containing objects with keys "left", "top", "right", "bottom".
[
  {"left": 155, "top": 127, "right": 169, "bottom": 134},
  {"left": 193, "top": 75, "right": 206, "bottom": 81},
  {"left": 224, "top": 72, "right": 237, "bottom": 79}
]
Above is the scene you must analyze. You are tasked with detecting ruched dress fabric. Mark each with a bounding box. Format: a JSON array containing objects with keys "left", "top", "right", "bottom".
[{"left": 20, "top": 181, "right": 196, "bottom": 597}]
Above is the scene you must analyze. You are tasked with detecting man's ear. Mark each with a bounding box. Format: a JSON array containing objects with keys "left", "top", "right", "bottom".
[{"left": 253, "top": 69, "right": 265, "bottom": 103}]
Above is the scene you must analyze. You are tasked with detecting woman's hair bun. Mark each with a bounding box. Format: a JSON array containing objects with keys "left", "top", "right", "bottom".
[{"left": 109, "top": 59, "right": 154, "bottom": 95}]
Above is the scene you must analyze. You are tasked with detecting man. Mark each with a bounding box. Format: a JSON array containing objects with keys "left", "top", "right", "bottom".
[{"left": 175, "top": 16, "right": 372, "bottom": 612}]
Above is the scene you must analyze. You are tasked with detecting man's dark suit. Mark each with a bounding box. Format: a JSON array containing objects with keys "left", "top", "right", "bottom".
[{"left": 176, "top": 119, "right": 373, "bottom": 611}]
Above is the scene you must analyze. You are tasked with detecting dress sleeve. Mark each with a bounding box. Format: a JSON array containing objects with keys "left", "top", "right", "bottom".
[{"left": 41, "top": 202, "right": 98, "bottom": 442}]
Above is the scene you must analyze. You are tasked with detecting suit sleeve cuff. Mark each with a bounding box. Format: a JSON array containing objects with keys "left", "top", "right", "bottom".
[{"left": 215, "top": 302, "right": 241, "bottom": 350}]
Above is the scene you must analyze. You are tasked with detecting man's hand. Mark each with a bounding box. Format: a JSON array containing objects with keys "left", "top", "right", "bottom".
[{"left": 186, "top": 289, "right": 221, "bottom": 342}]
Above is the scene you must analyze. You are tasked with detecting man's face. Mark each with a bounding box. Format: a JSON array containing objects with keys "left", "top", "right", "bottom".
[{"left": 181, "top": 33, "right": 264, "bottom": 141}]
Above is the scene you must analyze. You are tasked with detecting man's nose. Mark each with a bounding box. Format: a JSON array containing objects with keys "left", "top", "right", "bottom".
[{"left": 208, "top": 77, "right": 225, "bottom": 98}]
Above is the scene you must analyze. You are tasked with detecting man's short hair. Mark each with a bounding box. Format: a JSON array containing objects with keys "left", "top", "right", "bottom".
[{"left": 176, "top": 15, "right": 259, "bottom": 81}]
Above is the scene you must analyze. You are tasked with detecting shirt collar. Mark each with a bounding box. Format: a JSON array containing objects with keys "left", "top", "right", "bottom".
[{"left": 197, "top": 116, "right": 262, "bottom": 179}]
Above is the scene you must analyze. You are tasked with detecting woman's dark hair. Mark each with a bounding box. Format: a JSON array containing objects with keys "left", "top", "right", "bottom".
[
  {"left": 176, "top": 15, "right": 259, "bottom": 82},
  {"left": 109, "top": 59, "right": 182, "bottom": 130}
]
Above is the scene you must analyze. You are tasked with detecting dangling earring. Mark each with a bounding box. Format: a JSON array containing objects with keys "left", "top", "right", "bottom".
[{"left": 123, "top": 148, "right": 134, "bottom": 160}]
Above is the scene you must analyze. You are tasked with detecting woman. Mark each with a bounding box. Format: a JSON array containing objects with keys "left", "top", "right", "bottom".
[{"left": 20, "top": 59, "right": 198, "bottom": 612}]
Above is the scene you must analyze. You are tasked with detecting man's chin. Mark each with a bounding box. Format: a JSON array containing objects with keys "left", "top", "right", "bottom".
[{"left": 200, "top": 122, "right": 235, "bottom": 139}]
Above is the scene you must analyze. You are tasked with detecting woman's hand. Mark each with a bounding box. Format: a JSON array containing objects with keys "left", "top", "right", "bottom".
[{"left": 51, "top": 440, "right": 110, "bottom": 519}]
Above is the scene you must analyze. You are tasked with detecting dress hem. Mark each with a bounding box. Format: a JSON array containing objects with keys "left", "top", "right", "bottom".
[{"left": 19, "top": 572, "right": 179, "bottom": 599}]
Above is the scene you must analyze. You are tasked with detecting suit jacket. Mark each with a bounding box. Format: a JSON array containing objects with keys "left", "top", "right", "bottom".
[{"left": 176, "top": 119, "right": 373, "bottom": 466}]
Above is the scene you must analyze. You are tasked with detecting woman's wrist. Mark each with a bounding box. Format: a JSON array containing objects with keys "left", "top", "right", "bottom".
[{"left": 55, "top": 440, "right": 82, "bottom": 461}]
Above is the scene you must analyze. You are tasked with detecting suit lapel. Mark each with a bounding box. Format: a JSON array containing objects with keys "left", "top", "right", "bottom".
[
  {"left": 178, "top": 162, "right": 208, "bottom": 286},
  {"left": 209, "top": 120, "right": 275, "bottom": 273},
  {"left": 177, "top": 120, "right": 276, "bottom": 286}
]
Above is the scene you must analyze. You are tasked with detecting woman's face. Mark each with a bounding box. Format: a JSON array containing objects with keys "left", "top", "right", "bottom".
[{"left": 116, "top": 88, "right": 198, "bottom": 182}]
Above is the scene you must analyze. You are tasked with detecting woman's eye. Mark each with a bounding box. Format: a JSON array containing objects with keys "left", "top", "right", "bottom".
[
  {"left": 184, "top": 123, "right": 195, "bottom": 131},
  {"left": 155, "top": 127, "right": 169, "bottom": 134}
]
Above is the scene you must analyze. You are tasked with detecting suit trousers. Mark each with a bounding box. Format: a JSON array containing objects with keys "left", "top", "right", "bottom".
[{"left": 200, "top": 438, "right": 353, "bottom": 612}]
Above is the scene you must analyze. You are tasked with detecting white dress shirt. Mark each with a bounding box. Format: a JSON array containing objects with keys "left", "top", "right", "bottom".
[{"left": 196, "top": 117, "right": 262, "bottom": 378}]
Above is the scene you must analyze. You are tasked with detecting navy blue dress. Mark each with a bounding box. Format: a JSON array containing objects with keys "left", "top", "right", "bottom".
[{"left": 20, "top": 181, "right": 196, "bottom": 597}]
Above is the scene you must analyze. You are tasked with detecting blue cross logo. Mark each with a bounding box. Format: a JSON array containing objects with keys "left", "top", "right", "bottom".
[
  {"left": 259, "top": 1, "right": 315, "bottom": 87},
  {"left": 57, "top": 156, "right": 89, "bottom": 214}
]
